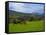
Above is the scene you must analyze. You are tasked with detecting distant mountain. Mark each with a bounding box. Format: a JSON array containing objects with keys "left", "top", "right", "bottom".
[
  {"left": 8, "top": 10, "right": 44, "bottom": 17},
  {"left": 8, "top": 10, "right": 32, "bottom": 16}
]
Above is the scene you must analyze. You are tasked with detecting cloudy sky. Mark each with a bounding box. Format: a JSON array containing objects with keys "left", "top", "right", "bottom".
[{"left": 9, "top": 2, "right": 44, "bottom": 14}]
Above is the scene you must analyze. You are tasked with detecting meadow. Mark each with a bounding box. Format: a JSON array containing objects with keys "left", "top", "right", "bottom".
[
  {"left": 8, "top": 2, "right": 45, "bottom": 33},
  {"left": 9, "top": 20, "right": 44, "bottom": 32}
]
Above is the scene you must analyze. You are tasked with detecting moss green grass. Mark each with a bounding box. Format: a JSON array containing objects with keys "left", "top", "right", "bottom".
[{"left": 9, "top": 20, "right": 44, "bottom": 32}]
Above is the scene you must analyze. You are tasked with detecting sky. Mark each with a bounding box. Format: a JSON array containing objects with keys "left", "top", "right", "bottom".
[{"left": 9, "top": 2, "right": 44, "bottom": 14}]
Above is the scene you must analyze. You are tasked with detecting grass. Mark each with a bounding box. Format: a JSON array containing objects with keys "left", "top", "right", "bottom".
[{"left": 9, "top": 20, "right": 44, "bottom": 32}]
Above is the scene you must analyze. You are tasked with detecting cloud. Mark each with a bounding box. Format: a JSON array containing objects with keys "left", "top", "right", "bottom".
[
  {"left": 15, "top": 3, "right": 25, "bottom": 12},
  {"left": 9, "top": 2, "right": 44, "bottom": 13}
]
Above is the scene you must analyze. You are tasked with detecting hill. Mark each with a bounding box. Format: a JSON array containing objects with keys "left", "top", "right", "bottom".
[{"left": 8, "top": 10, "right": 44, "bottom": 19}]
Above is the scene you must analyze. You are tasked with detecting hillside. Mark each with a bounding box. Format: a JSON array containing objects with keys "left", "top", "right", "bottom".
[
  {"left": 8, "top": 10, "right": 32, "bottom": 16},
  {"left": 8, "top": 10, "right": 44, "bottom": 18}
]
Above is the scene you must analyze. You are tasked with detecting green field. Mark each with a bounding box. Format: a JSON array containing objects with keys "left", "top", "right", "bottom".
[{"left": 9, "top": 20, "right": 44, "bottom": 32}]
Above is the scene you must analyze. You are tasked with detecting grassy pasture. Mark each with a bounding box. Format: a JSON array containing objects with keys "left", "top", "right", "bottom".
[{"left": 9, "top": 20, "right": 44, "bottom": 32}]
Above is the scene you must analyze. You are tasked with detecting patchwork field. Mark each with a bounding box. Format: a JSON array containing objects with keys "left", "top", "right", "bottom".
[{"left": 9, "top": 20, "right": 44, "bottom": 32}]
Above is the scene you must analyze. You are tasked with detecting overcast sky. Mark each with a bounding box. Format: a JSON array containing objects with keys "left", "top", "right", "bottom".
[{"left": 9, "top": 2, "right": 44, "bottom": 14}]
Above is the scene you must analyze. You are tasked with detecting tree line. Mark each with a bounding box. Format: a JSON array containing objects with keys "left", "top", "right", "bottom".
[{"left": 8, "top": 15, "right": 44, "bottom": 24}]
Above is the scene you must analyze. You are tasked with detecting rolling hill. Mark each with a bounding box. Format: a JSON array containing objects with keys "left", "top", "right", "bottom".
[{"left": 8, "top": 10, "right": 44, "bottom": 19}]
